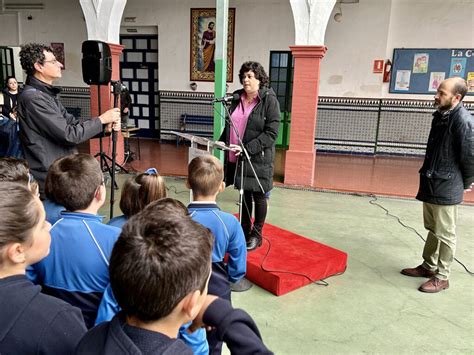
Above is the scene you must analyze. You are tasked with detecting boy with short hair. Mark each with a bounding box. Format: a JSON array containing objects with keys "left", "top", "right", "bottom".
[
  {"left": 76, "top": 199, "right": 272, "bottom": 354},
  {"left": 187, "top": 155, "right": 247, "bottom": 300},
  {"left": 27, "top": 153, "right": 120, "bottom": 328},
  {"left": 187, "top": 155, "right": 248, "bottom": 354}
]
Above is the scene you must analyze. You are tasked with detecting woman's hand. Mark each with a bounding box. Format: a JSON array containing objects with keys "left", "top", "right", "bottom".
[{"left": 229, "top": 144, "right": 242, "bottom": 156}]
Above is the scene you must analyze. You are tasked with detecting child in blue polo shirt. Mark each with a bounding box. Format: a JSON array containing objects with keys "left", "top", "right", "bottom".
[
  {"left": 187, "top": 155, "right": 247, "bottom": 355},
  {"left": 76, "top": 198, "right": 272, "bottom": 355},
  {"left": 27, "top": 153, "right": 120, "bottom": 328}
]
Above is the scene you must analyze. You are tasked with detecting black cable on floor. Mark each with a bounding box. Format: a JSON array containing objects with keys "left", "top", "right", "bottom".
[
  {"left": 368, "top": 194, "right": 474, "bottom": 276},
  {"left": 166, "top": 185, "right": 188, "bottom": 195}
]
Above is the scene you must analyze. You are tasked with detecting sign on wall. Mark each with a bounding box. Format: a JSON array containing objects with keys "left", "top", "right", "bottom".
[
  {"left": 190, "top": 8, "right": 235, "bottom": 82},
  {"left": 389, "top": 48, "right": 474, "bottom": 95}
]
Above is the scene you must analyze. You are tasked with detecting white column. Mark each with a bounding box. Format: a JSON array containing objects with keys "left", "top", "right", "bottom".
[
  {"left": 79, "top": 0, "right": 127, "bottom": 44},
  {"left": 289, "top": 0, "right": 336, "bottom": 45}
]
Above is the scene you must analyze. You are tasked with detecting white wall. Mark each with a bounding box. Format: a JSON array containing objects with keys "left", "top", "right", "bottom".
[
  {"left": 121, "top": 0, "right": 294, "bottom": 92},
  {"left": 0, "top": 0, "right": 88, "bottom": 87},
  {"left": 321, "top": 0, "right": 392, "bottom": 98},
  {"left": 0, "top": 0, "right": 472, "bottom": 99}
]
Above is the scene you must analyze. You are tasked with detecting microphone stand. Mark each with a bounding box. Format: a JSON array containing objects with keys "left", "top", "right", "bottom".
[
  {"left": 219, "top": 99, "right": 264, "bottom": 223},
  {"left": 109, "top": 81, "right": 121, "bottom": 219}
]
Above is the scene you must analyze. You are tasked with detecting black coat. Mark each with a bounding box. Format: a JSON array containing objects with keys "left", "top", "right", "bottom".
[
  {"left": 76, "top": 299, "right": 272, "bottom": 355},
  {"left": 416, "top": 103, "right": 474, "bottom": 205},
  {"left": 2, "top": 89, "right": 19, "bottom": 118},
  {"left": 17, "top": 76, "right": 103, "bottom": 195},
  {"left": 0, "top": 275, "right": 86, "bottom": 355},
  {"left": 222, "top": 87, "right": 280, "bottom": 193}
]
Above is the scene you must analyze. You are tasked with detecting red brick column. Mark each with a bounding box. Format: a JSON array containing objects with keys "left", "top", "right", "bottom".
[
  {"left": 284, "top": 45, "right": 327, "bottom": 186},
  {"left": 88, "top": 43, "right": 125, "bottom": 164}
]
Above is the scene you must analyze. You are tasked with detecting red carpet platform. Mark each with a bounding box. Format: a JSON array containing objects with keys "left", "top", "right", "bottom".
[{"left": 246, "top": 223, "right": 347, "bottom": 296}]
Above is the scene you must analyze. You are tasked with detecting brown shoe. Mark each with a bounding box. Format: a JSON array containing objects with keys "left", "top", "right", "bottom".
[
  {"left": 401, "top": 265, "right": 437, "bottom": 278},
  {"left": 419, "top": 277, "right": 449, "bottom": 293}
]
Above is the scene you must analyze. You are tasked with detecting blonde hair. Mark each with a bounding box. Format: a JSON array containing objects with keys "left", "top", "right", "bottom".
[{"left": 188, "top": 155, "right": 224, "bottom": 197}]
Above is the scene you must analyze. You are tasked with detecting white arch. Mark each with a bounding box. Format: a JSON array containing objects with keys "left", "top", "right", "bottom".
[
  {"left": 79, "top": 0, "right": 127, "bottom": 44},
  {"left": 289, "top": 0, "right": 336, "bottom": 45}
]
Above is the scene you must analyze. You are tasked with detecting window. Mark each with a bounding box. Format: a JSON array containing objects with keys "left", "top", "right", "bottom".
[
  {"left": 269, "top": 51, "right": 294, "bottom": 112},
  {"left": 0, "top": 47, "right": 15, "bottom": 90}
]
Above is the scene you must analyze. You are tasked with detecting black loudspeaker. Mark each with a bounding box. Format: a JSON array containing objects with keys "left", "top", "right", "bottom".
[{"left": 81, "top": 40, "right": 112, "bottom": 85}]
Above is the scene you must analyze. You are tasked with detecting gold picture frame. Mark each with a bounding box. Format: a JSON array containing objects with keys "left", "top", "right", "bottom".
[{"left": 190, "top": 8, "right": 235, "bottom": 82}]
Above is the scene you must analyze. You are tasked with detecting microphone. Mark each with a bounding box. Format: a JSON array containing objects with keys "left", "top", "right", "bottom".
[{"left": 212, "top": 94, "right": 238, "bottom": 103}]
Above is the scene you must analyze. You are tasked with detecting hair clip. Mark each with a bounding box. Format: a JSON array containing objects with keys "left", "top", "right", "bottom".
[{"left": 144, "top": 167, "right": 158, "bottom": 175}]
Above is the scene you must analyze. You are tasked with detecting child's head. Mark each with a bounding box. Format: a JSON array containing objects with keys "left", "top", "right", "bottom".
[
  {"left": 109, "top": 198, "right": 213, "bottom": 323},
  {"left": 145, "top": 197, "right": 188, "bottom": 217},
  {"left": 0, "top": 157, "right": 30, "bottom": 185},
  {"left": 0, "top": 182, "right": 51, "bottom": 269},
  {"left": 119, "top": 168, "right": 167, "bottom": 217},
  {"left": 0, "top": 157, "right": 39, "bottom": 197},
  {"left": 44, "top": 153, "right": 104, "bottom": 211},
  {"left": 187, "top": 155, "right": 224, "bottom": 198}
]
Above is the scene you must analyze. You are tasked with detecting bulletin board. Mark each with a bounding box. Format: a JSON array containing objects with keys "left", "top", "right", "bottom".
[{"left": 389, "top": 48, "right": 474, "bottom": 95}]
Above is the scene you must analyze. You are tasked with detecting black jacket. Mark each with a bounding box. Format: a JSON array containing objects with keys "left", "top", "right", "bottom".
[
  {"left": 416, "top": 103, "right": 474, "bottom": 205},
  {"left": 17, "top": 76, "right": 103, "bottom": 194},
  {"left": 0, "top": 274, "right": 87, "bottom": 355},
  {"left": 2, "top": 89, "right": 19, "bottom": 118},
  {"left": 222, "top": 87, "right": 280, "bottom": 193},
  {"left": 76, "top": 298, "right": 272, "bottom": 355},
  {"left": 76, "top": 313, "right": 192, "bottom": 355}
]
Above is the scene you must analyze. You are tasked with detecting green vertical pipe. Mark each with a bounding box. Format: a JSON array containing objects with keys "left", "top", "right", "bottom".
[{"left": 214, "top": 0, "right": 229, "bottom": 160}]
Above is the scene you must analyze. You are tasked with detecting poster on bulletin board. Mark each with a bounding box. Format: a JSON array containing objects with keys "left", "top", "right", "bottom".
[{"left": 389, "top": 48, "right": 474, "bottom": 95}]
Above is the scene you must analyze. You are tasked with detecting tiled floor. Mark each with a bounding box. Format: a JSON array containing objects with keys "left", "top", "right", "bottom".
[{"left": 124, "top": 138, "right": 474, "bottom": 204}]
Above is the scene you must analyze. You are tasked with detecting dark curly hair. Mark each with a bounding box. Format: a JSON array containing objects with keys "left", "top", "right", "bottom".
[
  {"left": 238, "top": 61, "right": 269, "bottom": 88},
  {"left": 19, "top": 43, "right": 53, "bottom": 76}
]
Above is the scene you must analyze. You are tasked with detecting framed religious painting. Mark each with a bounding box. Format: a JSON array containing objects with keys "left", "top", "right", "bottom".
[
  {"left": 190, "top": 8, "right": 235, "bottom": 82},
  {"left": 50, "top": 42, "right": 65, "bottom": 69}
]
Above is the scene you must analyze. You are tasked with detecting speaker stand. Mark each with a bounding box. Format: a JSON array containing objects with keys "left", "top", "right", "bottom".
[{"left": 94, "top": 85, "right": 129, "bottom": 192}]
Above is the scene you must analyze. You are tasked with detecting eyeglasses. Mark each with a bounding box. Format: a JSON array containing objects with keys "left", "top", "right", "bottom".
[
  {"left": 28, "top": 173, "right": 35, "bottom": 184},
  {"left": 144, "top": 168, "right": 159, "bottom": 175},
  {"left": 43, "top": 59, "right": 59, "bottom": 65},
  {"left": 102, "top": 174, "right": 110, "bottom": 186}
]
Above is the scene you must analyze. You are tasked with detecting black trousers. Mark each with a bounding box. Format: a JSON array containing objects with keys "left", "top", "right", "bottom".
[
  {"left": 242, "top": 190, "right": 267, "bottom": 240},
  {"left": 226, "top": 162, "right": 267, "bottom": 240}
]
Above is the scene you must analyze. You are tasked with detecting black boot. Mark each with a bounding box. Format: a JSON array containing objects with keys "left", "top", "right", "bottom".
[
  {"left": 246, "top": 227, "right": 262, "bottom": 251},
  {"left": 242, "top": 222, "right": 251, "bottom": 241}
]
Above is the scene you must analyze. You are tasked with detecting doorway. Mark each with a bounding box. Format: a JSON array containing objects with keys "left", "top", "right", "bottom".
[{"left": 119, "top": 27, "right": 159, "bottom": 138}]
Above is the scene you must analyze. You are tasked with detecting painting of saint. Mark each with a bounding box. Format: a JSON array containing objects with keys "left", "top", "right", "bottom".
[
  {"left": 201, "top": 21, "right": 216, "bottom": 72},
  {"left": 190, "top": 8, "right": 235, "bottom": 81}
]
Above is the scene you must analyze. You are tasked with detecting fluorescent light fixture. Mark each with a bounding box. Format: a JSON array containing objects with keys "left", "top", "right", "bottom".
[{"left": 4, "top": 3, "right": 44, "bottom": 11}]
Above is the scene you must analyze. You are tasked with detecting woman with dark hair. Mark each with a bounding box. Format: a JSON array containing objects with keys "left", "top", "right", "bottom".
[
  {"left": 221, "top": 61, "right": 280, "bottom": 251},
  {"left": 0, "top": 182, "right": 86, "bottom": 353},
  {"left": 2, "top": 76, "right": 20, "bottom": 120},
  {"left": 1, "top": 77, "right": 23, "bottom": 158}
]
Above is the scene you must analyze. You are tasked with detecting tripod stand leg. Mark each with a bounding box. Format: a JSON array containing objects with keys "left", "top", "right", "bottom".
[
  {"left": 100, "top": 155, "right": 119, "bottom": 190},
  {"left": 103, "top": 154, "right": 129, "bottom": 174}
]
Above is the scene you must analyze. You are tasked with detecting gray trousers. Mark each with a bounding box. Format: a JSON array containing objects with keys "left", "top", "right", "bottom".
[{"left": 421, "top": 202, "right": 458, "bottom": 280}]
